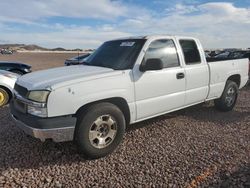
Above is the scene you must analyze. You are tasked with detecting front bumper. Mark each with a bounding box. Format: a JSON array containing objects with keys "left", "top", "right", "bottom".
[
  {"left": 11, "top": 115, "right": 75, "bottom": 142},
  {"left": 10, "top": 101, "right": 77, "bottom": 142}
]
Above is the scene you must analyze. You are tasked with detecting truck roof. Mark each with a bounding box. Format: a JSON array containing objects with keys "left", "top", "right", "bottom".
[{"left": 113, "top": 35, "right": 197, "bottom": 41}]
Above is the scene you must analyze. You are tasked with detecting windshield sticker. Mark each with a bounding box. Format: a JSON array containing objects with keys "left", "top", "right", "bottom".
[{"left": 120, "top": 42, "right": 135, "bottom": 47}]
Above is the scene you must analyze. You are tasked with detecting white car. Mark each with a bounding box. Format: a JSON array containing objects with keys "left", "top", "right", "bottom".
[
  {"left": 0, "top": 70, "right": 19, "bottom": 107},
  {"left": 10, "top": 35, "right": 249, "bottom": 159}
]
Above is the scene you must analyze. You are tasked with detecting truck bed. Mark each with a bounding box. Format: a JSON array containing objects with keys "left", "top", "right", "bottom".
[
  {"left": 206, "top": 57, "right": 249, "bottom": 63},
  {"left": 207, "top": 58, "right": 249, "bottom": 99}
]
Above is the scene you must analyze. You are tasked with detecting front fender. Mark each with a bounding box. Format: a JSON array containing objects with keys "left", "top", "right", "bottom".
[{"left": 47, "top": 71, "right": 135, "bottom": 118}]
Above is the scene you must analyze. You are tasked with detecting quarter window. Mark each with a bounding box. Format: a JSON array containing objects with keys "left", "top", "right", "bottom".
[
  {"left": 144, "top": 39, "right": 180, "bottom": 68},
  {"left": 179, "top": 40, "right": 201, "bottom": 64}
]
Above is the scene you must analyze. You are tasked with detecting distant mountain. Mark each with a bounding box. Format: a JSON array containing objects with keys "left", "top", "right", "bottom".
[
  {"left": 0, "top": 44, "right": 83, "bottom": 51},
  {"left": 22, "top": 44, "right": 48, "bottom": 51},
  {"left": 51, "top": 47, "right": 67, "bottom": 51},
  {"left": 0, "top": 44, "right": 48, "bottom": 51},
  {"left": 0, "top": 44, "right": 24, "bottom": 49},
  {"left": 51, "top": 47, "right": 84, "bottom": 51}
]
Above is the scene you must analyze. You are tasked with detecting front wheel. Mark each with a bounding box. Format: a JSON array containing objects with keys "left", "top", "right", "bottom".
[
  {"left": 214, "top": 81, "right": 238, "bottom": 112},
  {"left": 75, "top": 102, "right": 126, "bottom": 159}
]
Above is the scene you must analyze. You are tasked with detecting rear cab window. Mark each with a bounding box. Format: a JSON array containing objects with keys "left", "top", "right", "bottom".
[{"left": 179, "top": 40, "right": 201, "bottom": 65}]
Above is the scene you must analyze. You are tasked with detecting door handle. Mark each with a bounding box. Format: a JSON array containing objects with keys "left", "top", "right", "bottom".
[{"left": 176, "top": 73, "right": 185, "bottom": 79}]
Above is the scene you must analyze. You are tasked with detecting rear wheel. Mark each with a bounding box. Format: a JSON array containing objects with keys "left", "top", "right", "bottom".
[
  {"left": 0, "top": 88, "right": 10, "bottom": 107},
  {"left": 75, "top": 102, "right": 126, "bottom": 159},
  {"left": 214, "top": 81, "right": 238, "bottom": 111}
]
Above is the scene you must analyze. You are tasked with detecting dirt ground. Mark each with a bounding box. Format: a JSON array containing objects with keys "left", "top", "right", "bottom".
[
  {"left": 0, "top": 52, "right": 81, "bottom": 71},
  {"left": 0, "top": 52, "right": 249, "bottom": 187}
]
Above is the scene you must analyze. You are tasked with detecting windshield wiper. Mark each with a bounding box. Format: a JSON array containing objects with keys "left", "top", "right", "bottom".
[
  {"left": 82, "top": 61, "right": 114, "bottom": 70},
  {"left": 82, "top": 61, "right": 91, "bottom": 65}
]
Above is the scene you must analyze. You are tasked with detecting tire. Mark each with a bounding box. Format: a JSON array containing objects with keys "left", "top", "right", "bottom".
[
  {"left": 214, "top": 81, "right": 238, "bottom": 112},
  {"left": 0, "top": 88, "right": 10, "bottom": 107},
  {"left": 75, "top": 102, "right": 126, "bottom": 159}
]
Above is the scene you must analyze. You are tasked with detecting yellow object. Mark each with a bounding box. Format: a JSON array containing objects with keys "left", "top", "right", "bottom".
[{"left": 0, "top": 88, "right": 9, "bottom": 107}]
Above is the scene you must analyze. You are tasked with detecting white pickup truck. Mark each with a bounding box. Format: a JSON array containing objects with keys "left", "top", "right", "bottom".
[{"left": 10, "top": 35, "right": 249, "bottom": 159}]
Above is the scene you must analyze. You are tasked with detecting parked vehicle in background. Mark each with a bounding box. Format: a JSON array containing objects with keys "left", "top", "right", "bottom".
[
  {"left": 205, "top": 51, "right": 211, "bottom": 58},
  {"left": 1, "top": 49, "right": 13, "bottom": 55},
  {"left": 243, "top": 52, "right": 250, "bottom": 59},
  {"left": 10, "top": 35, "right": 249, "bottom": 159},
  {"left": 228, "top": 50, "right": 250, "bottom": 59},
  {"left": 0, "top": 61, "right": 32, "bottom": 75},
  {"left": 214, "top": 51, "right": 230, "bottom": 59},
  {"left": 64, "top": 53, "right": 91, "bottom": 66},
  {"left": 209, "top": 50, "right": 222, "bottom": 57},
  {"left": 206, "top": 49, "right": 250, "bottom": 63},
  {"left": 0, "top": 70, "right": 19, "bottom": 107}
]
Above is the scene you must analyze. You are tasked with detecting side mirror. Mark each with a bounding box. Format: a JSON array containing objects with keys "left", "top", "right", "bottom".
[{"left": 140, "top": 58, "right": 164, "bottom": 72}]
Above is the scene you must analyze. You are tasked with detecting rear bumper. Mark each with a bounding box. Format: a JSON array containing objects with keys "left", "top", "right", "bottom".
[{"left": 10, "top": 101, "right": 76, "bottom": 142}]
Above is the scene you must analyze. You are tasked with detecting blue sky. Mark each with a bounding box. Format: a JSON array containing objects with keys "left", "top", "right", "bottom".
[{"left": 0, "top": 0, "right": 249, "bottom": 49}]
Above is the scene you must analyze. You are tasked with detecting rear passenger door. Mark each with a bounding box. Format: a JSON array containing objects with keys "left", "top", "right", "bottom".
[
  {"left": 134, "top": 38, "right": 186, "bottom": 120},
  {"left": 178, "top": 39, "right": 209, "bottom": 105}
]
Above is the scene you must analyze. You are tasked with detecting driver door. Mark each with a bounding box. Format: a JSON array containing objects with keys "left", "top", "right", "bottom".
[{"left": 133, "top": 38, "right": 186, "bottom": 120}]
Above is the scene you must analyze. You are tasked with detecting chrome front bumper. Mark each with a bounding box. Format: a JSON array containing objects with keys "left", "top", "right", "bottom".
[{"left": 11, "top": 115, "right": 75, "bottom": 142}]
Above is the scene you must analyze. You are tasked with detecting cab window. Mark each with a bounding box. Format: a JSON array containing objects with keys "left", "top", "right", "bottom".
[
  {"left": 144, "top": 39, "right": 180, "bottom": 68},
  {"left": 179, "top": 40, "right": 201, "bottom": 64}
]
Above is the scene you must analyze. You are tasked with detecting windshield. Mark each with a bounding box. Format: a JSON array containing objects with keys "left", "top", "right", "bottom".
[{"left": 84, "top": 39, "right": 146, "bottom": 70}]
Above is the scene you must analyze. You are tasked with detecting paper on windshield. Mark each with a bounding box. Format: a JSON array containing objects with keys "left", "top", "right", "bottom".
[{"left": 120, "top": 42, "right": 135, "bottom": 47}]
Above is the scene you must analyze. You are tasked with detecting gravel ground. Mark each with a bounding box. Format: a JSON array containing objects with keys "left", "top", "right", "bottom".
[{"left": 0, "top": 53, "right": 249, "bottom": 187}]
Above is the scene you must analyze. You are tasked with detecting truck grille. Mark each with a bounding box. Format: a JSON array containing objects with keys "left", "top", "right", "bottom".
[
  {"left": 14, "top": 99, "right": 27, "bottom": 113},
  {"left": 14, "top": 84, "right": 28, "bottom": 97},
  {"left": 13, "top": 84, "right": 28, "bottom": 113}
]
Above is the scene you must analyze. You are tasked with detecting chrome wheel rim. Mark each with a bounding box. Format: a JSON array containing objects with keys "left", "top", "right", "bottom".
[
  {"left": 0, "top": 92, "right": 4, "bottom": 105},
  {"left": 0, "top": 89, "right": 7, "bottom": 106},
  {"left": 225, "top": 87, "right": 236, "bottom": 107},
  {"left": 89, "top": 115, "right": 117, "bottom": 149}
]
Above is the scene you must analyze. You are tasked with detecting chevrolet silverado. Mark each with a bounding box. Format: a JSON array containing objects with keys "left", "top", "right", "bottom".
[{"left": 10, "top": 35, "right": 249, "bottom": 159}]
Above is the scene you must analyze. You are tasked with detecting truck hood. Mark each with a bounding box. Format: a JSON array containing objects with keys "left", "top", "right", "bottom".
[{"left": 17, "top": 65, "right": 115, "bottom": 90}]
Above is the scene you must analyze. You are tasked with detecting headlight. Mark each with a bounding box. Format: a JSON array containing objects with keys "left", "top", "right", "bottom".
[
  {"left": 24, "top": 68, "right": 30, "bottom": 72},
  {"left": 28, "top": 90, "right": 50, "bottom": 103},
  {"left": 27, "top": 106, "right": 47, "bottom": 117}
]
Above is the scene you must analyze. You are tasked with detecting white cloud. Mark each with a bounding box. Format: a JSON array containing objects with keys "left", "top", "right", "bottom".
[
  {"left": 0, "top": 25, "right": 131, "bottom": 49},
  {"left": 119, "top": 2, "right": 250, "bottom": 48},
  {"left": 0, "top": 0, "right": 127, "bottom": 22},
  {"left": 165, "top": 4, "right": 198, "bottom": 15},
  {"left": 0, "top": 2, "right": 249, "bottom": 48},
  {"left": 200, "top": 2, "right": 250, "bottom": 23}
]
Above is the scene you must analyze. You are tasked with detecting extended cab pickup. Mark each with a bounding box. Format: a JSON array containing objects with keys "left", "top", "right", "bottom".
[{"left": 10, "top": 35, "right": 249, "bottom": 159}]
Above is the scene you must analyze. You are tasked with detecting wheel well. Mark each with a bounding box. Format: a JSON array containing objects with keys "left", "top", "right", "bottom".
[
  {"left": 227, "top": 74, "right": 241, "bottom": 87},
  {"left": 75, "top": 97, "right": 131, "bottom": 125},
  {"left": 0, "top": 86, "right": 12, "bottom": 100}
]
